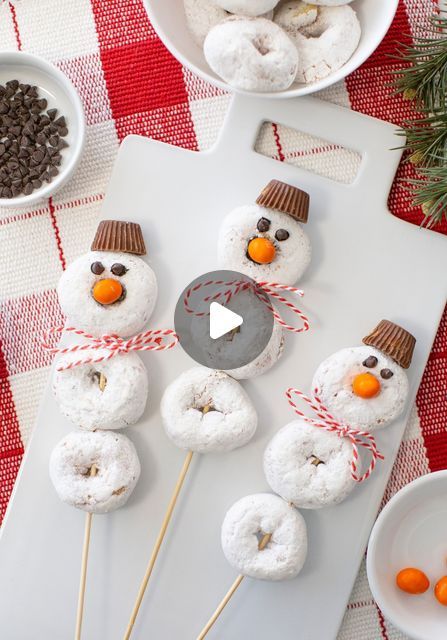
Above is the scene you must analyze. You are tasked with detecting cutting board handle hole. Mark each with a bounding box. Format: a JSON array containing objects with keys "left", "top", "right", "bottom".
[{"left": 255, "top": 121, "right": 362, "bottom": 185}]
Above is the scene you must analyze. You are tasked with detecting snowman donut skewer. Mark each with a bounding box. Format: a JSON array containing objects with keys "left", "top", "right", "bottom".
[
  {"left": 45, "top": 220, "right": 176, "bottom": 639},
  {"left": 190, "top": 179, "right": 312, "bottom": 381},
  {"left": 197, "top": 320, "right": 415, "bottom": 637},
  {"left": 123, "top": 367, "right": 258, "bottom": 639}
]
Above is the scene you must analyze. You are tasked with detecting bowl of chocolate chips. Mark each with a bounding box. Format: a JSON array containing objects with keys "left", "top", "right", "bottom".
[{"left": 0, "top": 51, "right": 85, "bottom": 207}]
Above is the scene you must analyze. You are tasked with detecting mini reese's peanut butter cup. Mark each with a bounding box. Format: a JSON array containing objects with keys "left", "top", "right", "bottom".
[
  {"left": 91, "top": 220, "right": 146, "bottom": 256},
  {"left": 363, "top": 320, "right": 416, "bottom": 370},
  {"left": 256, "top": 179, "right": 309, "bottom": 224}
]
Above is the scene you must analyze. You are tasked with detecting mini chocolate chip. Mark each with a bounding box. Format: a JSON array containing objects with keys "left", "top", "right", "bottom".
[
  {"left": 0, "top": 103, "right": 8, "bottom": 115},
  {"left": 58, "top": 126, "right": 68, "bottom": 137},
  {"left": 48, "top": 166, "right": 59, "bottom": 177},
  {"left": 28, "top": 86, "right": 38, "bottom": 98},
  {"left": 32, "top": 179, "right": 42, "bottom": 189},
  {"left": 380, "top": 368, "right": 394, "bottom": 379},
  {"left": 23, "top": 182, "right": 33, "bottom": 195},
  {"left": 36, "top": 99, "right": 47, "bottom": 111},
  {"left": 111, "top": 263, "right": 127, "bottom": 276},
  {"left": 54, "top": 116, "right": 66, "bottom": 128},
  {"left": 2, "top": 187, "right": 12, "bottom": 198},
  {"left": 47, "top": 108, "right": 57, "bottom": 121},
  {"left": 57, "top": 138, "right": 69, "bottom": 150},
  {"left": 49, "top": 135, "right": 58, "bottom": 147},
  {"left": 91, "top": 261, "right": 105, "bottom": 275},
  {"left": 275, "top": 229, "right": 289, "bottom": 241},
  {"left": 0, "top": 143, "right": 5, "bottom": 155},
  {"left": 36, "top": 132, "right": 47, "bottom": 145},
  {"left": 19, "top": 84, "right": 30, "bottom": 94},
  {"left": 362, "top": 355, "right": 378, "bottom": 368},
  {"left": 257, "top": 217, "right": 270, "bottom": 232},
  {"left": 6, "top": 80, "right": 19, "bottom": 91}
]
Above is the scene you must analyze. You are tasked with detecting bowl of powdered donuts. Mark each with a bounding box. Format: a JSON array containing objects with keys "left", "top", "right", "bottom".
[{"left": 145, "top": 0, "right": 398, "bottom": 97}]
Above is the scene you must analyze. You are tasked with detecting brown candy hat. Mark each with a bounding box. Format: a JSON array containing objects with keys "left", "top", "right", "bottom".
[
  {"left": 256, "top": 180, "right": 310, "bottom": 223},
  {"left": 363, "top": 320, "right": 416, "bottom": 369},
  {"left": 91, "top": 220, "right": 146, "bottom": 256}
]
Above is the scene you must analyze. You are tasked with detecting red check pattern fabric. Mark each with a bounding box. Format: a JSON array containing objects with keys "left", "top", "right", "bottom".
[{"left": 0, "top": 1, "right": 445, "bottom": 638}]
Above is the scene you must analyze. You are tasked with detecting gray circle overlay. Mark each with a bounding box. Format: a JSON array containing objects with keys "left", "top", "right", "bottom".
[{"left": 174, "top": 270, "right": 274, "bottom": 370}]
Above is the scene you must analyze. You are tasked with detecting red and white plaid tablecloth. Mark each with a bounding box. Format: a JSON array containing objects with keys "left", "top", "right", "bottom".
[{"left": 0, "top": 1, "right": 445, "bottom": 637}]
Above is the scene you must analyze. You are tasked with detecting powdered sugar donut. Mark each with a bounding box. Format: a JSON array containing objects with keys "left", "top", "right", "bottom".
[
  {"left": 218, "top": 204, "right": 311, "bottom": 285},
  {"left": 49, "top": 430, "right": 141, "bottom": 514},
  {"left": 53, "top": 349, "right": 148, "bottom": 431},
  {"left": 263, "top": 420, "right": 355, "bottom": 508},
  {"left": 204, "top": 17, "right": 299, "bottom": 92},
  {"left": 58, "top": 250, "right": 157, "bottom": 338},
  {"left": 161, "top": 367, "right": 257, "bottom": 452},
  {"left": 211, "top": 0, "right": 279, "bottom": 16},
  {"left": 221, "top": 493, "right": 307, "bottom": 580},
  {"left": 184, "top": 0, "right": 229, "bottom": 46},
  {"left": 273, "top": 1, "right": 318, "bottom": 34},
  {"left": 313, "top": 346, "right": 410, "bottom": 431},
  {"left": 290, "top": 5, "right": 361, "bottom": 84}
]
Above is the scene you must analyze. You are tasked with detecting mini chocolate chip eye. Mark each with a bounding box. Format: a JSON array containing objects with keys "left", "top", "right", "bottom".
[
  {"left": 91, "top": 261, "right": 104, "bottom": 275},
  {"left": 257, "top": 217, "right": 270, "bottom": 232},
  {"left": 275, "top": 229, "right": 289, "bottom": 242},
  {"left": 111, "top": 263, "right": 127, "bottom": 276},
  {"left": 362, "top": 355, "right": 378, "bottom": 368},
  {"left": 380, "top": 368, "right": 394, "bottom": 379}
]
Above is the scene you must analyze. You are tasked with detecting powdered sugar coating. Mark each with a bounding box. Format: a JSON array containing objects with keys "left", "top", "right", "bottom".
[
  {"left": 290, "top": 5, "right": 361, "bottom": 83},
  {"left": 204, "top": 17, "right": 299, "bottom": 92},
  {"left": 53, "top": 349, "right": 148, "bottom": 430},
  {"left": 221, "top": 493, "right": 307, "bottom": 580},
  {"left": 312, "top": 346, "right": 409, "bottom": 431},
  {"left": 49, "top": 430, "right": 141, "bottom": 514},
  {"left": 264, "top": 419, "right": 355, "bottom": 508},
  {"left": 218, "top": 204, "right": 311, "bottom": 285},
  {"left": 184, "top": 0, "right": 229, "bottom": 45},
  {"left": 161, "top": 367, "right": 257, "bottom": 452},
  {"left": 212, "top": 0, "right": 279, "bottom": 16},
  {"left": 58, "top": 250, "right": 158, "bottom": 337},
  {"left": 274, "top": 1, "right": 318, "bottom": 34}
]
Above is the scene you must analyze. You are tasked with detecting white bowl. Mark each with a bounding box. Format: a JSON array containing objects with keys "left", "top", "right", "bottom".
[
  {"left": 0, "top": 51, "right": 85, "bottom": 208},
  {"left": 144, "top": 0, "right": 399, "bottom": 99},
  {"left": 367, "top": 471, "right": 447, "bottom": 640}
]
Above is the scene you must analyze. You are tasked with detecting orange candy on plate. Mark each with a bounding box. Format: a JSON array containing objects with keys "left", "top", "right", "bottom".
[
  {"left": 434, "top": 576, "right": 447, "bottom": 605},
  {"left": 396, "top": 568, "right": 430, "bottom": 595}
]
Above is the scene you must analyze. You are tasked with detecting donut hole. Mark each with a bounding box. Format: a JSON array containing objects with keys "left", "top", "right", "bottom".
[
  {"left": 309, "top": 454, "right": 325, "bottom": 467},
  {"left": 200, "top": 404, "right": 217, "bottom": 415},
  {"left": 252, "top": 35, "right": 271, "bottom": 56}
]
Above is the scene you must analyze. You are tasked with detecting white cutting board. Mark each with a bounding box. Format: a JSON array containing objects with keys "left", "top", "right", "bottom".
[{"left": 0, "top": 95, "right": 446, "bottom": 640}]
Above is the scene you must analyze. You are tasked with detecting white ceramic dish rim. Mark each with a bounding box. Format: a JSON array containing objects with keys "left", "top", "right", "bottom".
[
  {"left": 0, "top": 51, "right": 85, "bottom": 208},
  {"left": 145, "top": 0, "right": 400, "bottom": 99},
  {"left": 367, "top": 470, "right": 447, "bottom": 640}
]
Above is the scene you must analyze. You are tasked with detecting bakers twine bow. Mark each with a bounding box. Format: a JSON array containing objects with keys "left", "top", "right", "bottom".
[
  {"left": 183, "top": 278, "right": 309, "bottom": 333},
  {"left": 285, "top": 387, "right": 384, "bottom": 483},
  {"left": 42, "top": 326, "right": 179, "bottom": 371}
]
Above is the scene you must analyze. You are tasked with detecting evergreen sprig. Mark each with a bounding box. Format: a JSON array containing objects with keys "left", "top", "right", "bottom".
[{"left": 393, "top": 12, "right": 447, "bottom": 226}]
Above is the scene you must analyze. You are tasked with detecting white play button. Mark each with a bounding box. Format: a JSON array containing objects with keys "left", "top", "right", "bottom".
[{"left": 209, "top": 301, "right": 243, "bottom": 340}]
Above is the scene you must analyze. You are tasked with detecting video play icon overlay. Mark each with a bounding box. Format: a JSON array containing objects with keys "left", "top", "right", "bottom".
[{"left": 174, "top": 270, "right": 274, "bottom": 370}]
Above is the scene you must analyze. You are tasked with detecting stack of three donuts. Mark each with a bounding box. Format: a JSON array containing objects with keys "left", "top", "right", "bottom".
[{"left": 49, "top": 220, "right": 158, "bottom": 515}]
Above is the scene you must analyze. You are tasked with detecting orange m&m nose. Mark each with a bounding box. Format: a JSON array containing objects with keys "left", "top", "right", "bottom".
[
  {"left": 352, "top": 372, "right": 381, "bottom": 399},
  {"left": 247, "top": 237, "right": 276, "bottom": 264},
  {"left": 92, "top": 278, "right": 123, "bottom": 305}
]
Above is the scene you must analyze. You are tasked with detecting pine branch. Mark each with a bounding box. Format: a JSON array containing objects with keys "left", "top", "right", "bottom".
[{"left": 403, "top": 161, "right": 447, "bottom": 227}]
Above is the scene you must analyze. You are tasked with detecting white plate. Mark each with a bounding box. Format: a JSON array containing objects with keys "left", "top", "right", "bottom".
[
  {"left": 367, "top": 471, "right": 447, "bottom": 640},
  {"left": 145, "top": 0, "right": 399, "bottom": 99},
  {"left": 0, "top": 51, "right": 85, "bottom": 208},
  {"left": 0, "top": 95, "right": 446, "bottom": 639}
]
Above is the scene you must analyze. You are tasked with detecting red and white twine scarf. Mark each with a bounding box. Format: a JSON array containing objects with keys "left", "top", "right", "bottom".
[
  {"left": 285, "top": 387, "right": 384, "bottom": 483},
  {"left": 42, "top": 326, "right": 179, "bottom": 371},
  {"left": 183, "top": 278, "right": 310, "bottom": 333}
]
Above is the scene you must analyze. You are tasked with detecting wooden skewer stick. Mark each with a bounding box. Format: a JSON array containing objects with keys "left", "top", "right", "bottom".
[
  {"left": 99, "top": 372, "right": 107, "bottom": 392},
  {"left": 196, "top": 532, "right": 272, "bottom": 640},
  {"left": 75, "top": 464, "right": 97, "bottom": 640},
  {"left": 123, "top": 450, "right": 194, "bottom": 640}
]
